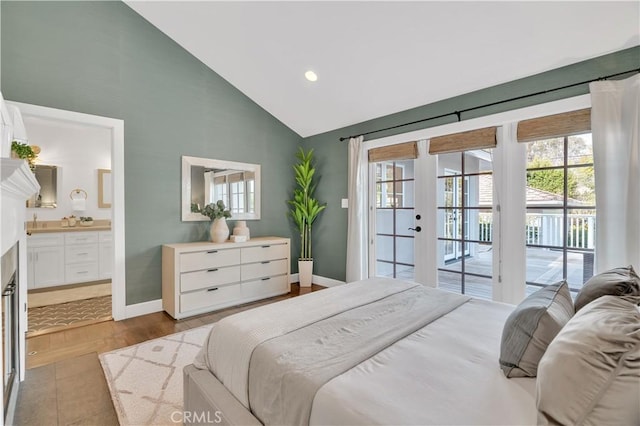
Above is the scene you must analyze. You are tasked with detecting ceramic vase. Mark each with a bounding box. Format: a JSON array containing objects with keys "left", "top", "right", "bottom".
[
  {"left": 298, "top": 259, "right": 313, "bottom": 287},
  {"left": 210, "top": 217, "right": 230, "bottom": 243},
  {"left": 233, "top": 220, "right": 250, "bottom": 240}
]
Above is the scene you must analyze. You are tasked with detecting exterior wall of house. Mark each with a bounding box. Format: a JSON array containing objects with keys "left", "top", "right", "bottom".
[
  {"left": 304, "top": 46, "right": 639, "bottom": 282},
  {"left": 1, "top": 1, "right": 302, "bottom": 304}
]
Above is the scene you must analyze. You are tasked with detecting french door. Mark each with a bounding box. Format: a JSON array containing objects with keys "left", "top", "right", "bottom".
[
  {"left": 443, "top": 171, "right": 469, "bottom": 262},
  {"left": 372, "top": 159, "right": 419, "bottom": 280}
]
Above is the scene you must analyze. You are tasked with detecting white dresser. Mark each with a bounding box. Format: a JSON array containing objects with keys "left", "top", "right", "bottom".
[{"left": 162, "top": 237, "right": 290, "bottom": 319}]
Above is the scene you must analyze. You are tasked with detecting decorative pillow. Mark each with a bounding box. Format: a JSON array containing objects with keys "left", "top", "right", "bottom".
[
  {"left": 499, "top": 281, "right": 574, "bottom": 378},
  {"left": 536, "top": 295, "right": 640, "bottom": 426},
  {"left": 574, "top": 265, "right": 640, "bottom": 312}
]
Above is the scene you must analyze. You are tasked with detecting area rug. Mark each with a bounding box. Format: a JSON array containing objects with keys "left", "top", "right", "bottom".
[{"left": 99, "top": 323, "right": 214, "bottom": 426}]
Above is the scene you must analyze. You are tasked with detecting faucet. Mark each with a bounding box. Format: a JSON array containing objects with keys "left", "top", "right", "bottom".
[{"left": 32, "top": 213, "right": 37, "bottom": 228}]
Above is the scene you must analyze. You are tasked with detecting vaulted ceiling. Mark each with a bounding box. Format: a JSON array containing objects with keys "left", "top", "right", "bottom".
[{"left": 126, "top": 1, "right": 639, "bottom": 137}]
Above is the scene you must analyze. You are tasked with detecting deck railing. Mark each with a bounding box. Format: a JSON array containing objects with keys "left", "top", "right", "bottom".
[{"left": 478, "top": 212, "right": 595, "bottom": 249}]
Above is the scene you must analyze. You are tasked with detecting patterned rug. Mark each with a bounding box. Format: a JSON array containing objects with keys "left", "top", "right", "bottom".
[
  {"left": 99, "top": 324, "right": 214, "bottom": 426},
  {"left": 27, "top": 295, "right": 112, "bottom": 337}
]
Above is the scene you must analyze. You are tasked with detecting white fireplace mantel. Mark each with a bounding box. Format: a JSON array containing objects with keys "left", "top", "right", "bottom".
[
  {"left": 1, "top": 158, "right": 39, "bottom": 198},
  {"left": 1, "top": 157, "right": 39, "bottom": 424}
]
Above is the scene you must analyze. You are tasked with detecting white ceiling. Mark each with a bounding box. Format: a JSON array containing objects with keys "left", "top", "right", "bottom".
[{"left": 126, "top": 1, "right": 639, "bottom": 137}]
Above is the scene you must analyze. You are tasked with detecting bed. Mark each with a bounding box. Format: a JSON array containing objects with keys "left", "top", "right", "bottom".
[{"left": 184, "top": 278, "right": 538, "bottom": 425}]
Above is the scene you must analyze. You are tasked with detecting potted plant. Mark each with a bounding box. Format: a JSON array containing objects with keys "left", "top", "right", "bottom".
[
  {"left": 288, "top": 147, "right": 326, "bottom": 287},
  {"left": 79, "top": 216, "right": 94, "bottom": 226},
  {"left": 201, "top": 200, "right": 232, "bottom": 243},
  {"left": 11, "top": 140, "right": 37, "bottom": 171}
]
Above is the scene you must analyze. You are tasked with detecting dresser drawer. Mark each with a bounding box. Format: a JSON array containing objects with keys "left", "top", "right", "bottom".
[
  {"left": 241, "top": 274, "right": 288, "bottom": 299},
  {"left": 65, "top": 232, "right": 99, "bottom": 245},
  {"left": 65, "top": 262, "right": 99, "bottom": 283},
  {"left": 180, "top": 248, "right": 240, "bottom": 273},
  {"left": 241, "top": 243, "right": 288, "bottom": 264},
  {"left": 181, "top": 265, "right": 241, "bottom": 293},
  {"left": 180, "top": 284, "right": 243, "bottom": 312},
  {"left": 65, "top": 244, "right": 99, "bottom": 264},
  {"left": 241, "top": 259, "right": 288, "bottom": 282}
]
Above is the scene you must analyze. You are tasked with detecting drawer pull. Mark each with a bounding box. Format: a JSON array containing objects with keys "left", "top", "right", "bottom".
[
  {"left": 77, "top": 271, "right": 89, "bottom": 274},
  {"left": 77, "top": 252, "right": 89, "bottom": 256},
  {"left": 207, "top": 268, "right": 219, "bottom": 272},
  {"left": 207, "top": 287, "right": 219, "bottom": 292},
  {"left": 207, "top": 250, "right": 218, "bottom": 254},
  {"left": 261, "top": 277, "right": 271, "bottom": 281},
  {"left": 261, "top": 245, "right": 271, "bottom": 248},
  {"left": 261, "top": 261, "right": 270, "bottom": 264}
]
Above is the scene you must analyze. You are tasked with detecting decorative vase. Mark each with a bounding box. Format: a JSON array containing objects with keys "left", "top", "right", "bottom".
[
  {"left": 210, "top": 218, "right": 230, "bottom": 243},
  {"left": 298, "top": 259, "right": 313, "bottom": 287},
  {"left": 232, "top": 220, "right": 250, "bottom": 240}
]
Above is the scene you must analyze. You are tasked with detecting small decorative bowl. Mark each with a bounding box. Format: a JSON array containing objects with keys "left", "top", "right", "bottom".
[{"left": 79, "top": 221, "right": 94, "bottom": 227}]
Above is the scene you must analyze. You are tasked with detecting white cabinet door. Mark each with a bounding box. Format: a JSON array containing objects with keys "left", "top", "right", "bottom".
[
  {"left": 32, "top": 246, "right": 65, "bottom": 288},
  {"left": 99, "top": 242, "right": 113, "bottom": 279},
  {"left": 27, "top": 248, "right": 35, "bottom": 290}
]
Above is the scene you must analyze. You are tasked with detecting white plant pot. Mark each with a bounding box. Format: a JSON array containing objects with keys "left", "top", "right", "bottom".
[
  {"left": 298, "top": 259, "right": 313, "bottom": 287},
  {"left": 210, "top": 218, "right": 229, "bottom": 243}
]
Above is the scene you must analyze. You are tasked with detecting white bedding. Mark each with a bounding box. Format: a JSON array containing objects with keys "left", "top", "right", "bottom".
[
  {"left": 194, "top": 278, "right": 537, "bottom": 425},
  {"left": 310, "top": 297, "right": 537, "bottom": 425}
]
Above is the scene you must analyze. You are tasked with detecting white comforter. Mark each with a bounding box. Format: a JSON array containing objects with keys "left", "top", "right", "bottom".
[
  {"left": 194, "top": 278, "right": 537, "bottom": 425},
  {"left": 310, "top": 296, "right": 537, "bottom": 425}
]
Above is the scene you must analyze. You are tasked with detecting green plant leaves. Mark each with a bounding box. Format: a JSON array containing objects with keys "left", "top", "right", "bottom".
[{"left": 288, "top": 147, "right": 326, "bottom": 259}]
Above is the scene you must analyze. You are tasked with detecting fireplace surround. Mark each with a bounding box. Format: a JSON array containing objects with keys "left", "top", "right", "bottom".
[{"left": 0, "top": 157, "right": 39, "bottom": 423}]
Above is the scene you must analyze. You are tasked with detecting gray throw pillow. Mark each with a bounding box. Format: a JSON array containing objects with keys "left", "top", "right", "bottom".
[
  {"left": 499, "top": 281, "right": 574, "bottom": 378},
  {"left": 574, "top": 265, "right": 640, "bottom": 312},
  {"left": 537, "top": 295, "right": 640, "bottom": 426}
]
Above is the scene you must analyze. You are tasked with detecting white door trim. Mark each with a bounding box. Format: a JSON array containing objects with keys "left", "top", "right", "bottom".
[{"left": 9, "top": 101, "right": 126, "bottom": 320}]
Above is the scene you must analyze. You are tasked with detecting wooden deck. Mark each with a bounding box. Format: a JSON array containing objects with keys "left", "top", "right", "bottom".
[{"left": 384, "top": 246, "right": 590, "bottom": 300}]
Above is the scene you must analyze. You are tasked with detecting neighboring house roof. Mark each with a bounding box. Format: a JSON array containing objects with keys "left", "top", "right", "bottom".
[{"left": 478, "top": 175, "right": 587, "bottom": 207}]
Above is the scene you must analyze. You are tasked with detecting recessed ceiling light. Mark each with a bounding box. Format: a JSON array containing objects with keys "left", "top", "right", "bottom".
[{"left": 305, "top": 70, "right": 318, "bottom": 82}]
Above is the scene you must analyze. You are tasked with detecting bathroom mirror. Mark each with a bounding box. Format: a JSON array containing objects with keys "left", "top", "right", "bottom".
[
  {"left": 98, "top": 169, "right": 112, "bottom": 208},
  {"left": 182, "top": 156, "right": 261, "bottom": 221},
  {"left": 27, "top": 164, "right": 58, "bottom": 208}
]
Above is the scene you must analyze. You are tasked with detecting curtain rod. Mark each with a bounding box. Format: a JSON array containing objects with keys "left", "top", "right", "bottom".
[{"left": 339, "top": 67, "right": 640, "bottom": 142}]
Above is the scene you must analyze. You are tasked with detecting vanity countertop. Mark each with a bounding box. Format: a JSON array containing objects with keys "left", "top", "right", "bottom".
[{"left": 26, "top": 219, "right": 112, "bottom": 234}]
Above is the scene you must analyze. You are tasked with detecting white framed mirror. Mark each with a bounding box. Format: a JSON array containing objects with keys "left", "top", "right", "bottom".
[{"left": 182, "top": 156, "right": 261, "bottom": 221}]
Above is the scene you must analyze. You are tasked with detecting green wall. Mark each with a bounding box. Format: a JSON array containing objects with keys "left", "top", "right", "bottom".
[
  {"left": 1, "top": 1, "right": 302, "bottom": 304},
  {"left": 304, "top": 46, "right": 639, "bottom": 282}
]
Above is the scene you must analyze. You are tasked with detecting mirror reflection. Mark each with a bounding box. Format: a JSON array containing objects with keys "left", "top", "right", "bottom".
[
  {"left": 27, "top": 164, "right": 57, "bottom": 208},
  {"left": 182, "top": 156, "right": 261, "bottom": 221}
]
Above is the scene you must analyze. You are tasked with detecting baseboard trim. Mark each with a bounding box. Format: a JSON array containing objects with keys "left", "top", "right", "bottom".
[
  {"left": 312, "top": 275, "right": 345, "bottom": 287},
  {"left": 289, "top": 273, "right": 345, "bottom": 288},
  {"left": 124, "top": 299, "right": 163, "bottom": 319}
]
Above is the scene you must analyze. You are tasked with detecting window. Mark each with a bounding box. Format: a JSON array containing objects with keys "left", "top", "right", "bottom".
[
  {"left": 437, "top": 150, "right": 493, "bottom": 299},
  {"left": 374, "top": 160, "right": 415, "bottom": 279},
  {"left": 524, "top": 133, "right": 595, "bottom": 295}
]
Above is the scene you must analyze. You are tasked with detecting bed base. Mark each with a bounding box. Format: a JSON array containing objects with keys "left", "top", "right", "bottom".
[{"left": 183, "top": 364, "right": 262, "bottom": 426}]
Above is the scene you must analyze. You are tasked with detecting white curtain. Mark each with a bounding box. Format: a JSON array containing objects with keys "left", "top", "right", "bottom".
[
  {"left": 346, "top": 136, "right": 367, "bottom": 282},
  {"left": 590, "top": 74, "right": 640, "bottom": 272}
]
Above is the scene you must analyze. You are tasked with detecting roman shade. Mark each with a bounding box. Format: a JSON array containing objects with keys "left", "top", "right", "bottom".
[
  {"left": 368, "top": 141, "right": 418, "bottom": 163},
  {"left": 428, "top": 127, "right": 497, "bottom": 154},
  {"left": 517, "top": 108, "right": 591, "bottom": 143}
]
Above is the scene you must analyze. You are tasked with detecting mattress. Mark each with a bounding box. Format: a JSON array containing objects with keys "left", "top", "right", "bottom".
[{"left": 193, "top": 278, "right": 536, "bottom": 425}]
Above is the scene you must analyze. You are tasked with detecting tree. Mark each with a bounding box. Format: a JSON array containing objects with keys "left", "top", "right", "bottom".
[{"left": 527, "top": 158, "right": 577, "bottom": 197}]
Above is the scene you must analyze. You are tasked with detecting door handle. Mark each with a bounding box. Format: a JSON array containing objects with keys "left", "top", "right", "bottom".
[{"left": 408, "top": 226, "right": 422, "bottom": 232}]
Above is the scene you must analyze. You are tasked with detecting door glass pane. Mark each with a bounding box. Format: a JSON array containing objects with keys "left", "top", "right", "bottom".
[
  {"left": 376, "top": 261, "right": 394, "bottom": 278},
  {"left": 526, "top": 211, "right": 564, "bottom": 248},
  {"left": 396, "top": 209, "right": 415, "bottom": 237},
  {"left": 463, "top": 275, "right": 492, "bottom": 301},
  {"left": 375, "top": 209, "right": 393, "bottom": 234},
  {"left": 566, "top": 250, "right": 594, "bottom": 290},
  {"left": 567, "top": 209, "right": 595, "bottom": 250},
  {"left": 376, "top": 235, "right": 394, "bottom": 262},
  {"left": 396, "top": 237, "right": 414, "bottom": 266},
  {"left": 567, "top": 166, "right": 595, "bottom": 206},
  {"left": 465, "top": 242, "right": 492, "bottom": 277},
  {"left": 438, "top": 270, "right": 462, "bottom": 294},
  {"left": 526, "top": 246, "right": 564, "bottom": 285}
]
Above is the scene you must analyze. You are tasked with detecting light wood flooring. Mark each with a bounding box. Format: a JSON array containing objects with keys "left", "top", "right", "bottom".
[{"left": 15, "top": 283, "right": 323, "bottom": 425}]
